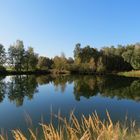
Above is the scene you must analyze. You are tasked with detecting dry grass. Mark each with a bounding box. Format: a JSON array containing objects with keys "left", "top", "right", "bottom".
[
  {"left": 118, "top": 70, "right": 140, "bottom": 77},
  {"left": 0, "top": 111, "right": 140, "bottom": 140}
]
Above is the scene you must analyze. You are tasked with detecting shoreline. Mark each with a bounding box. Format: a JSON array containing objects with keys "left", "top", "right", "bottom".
[{"left": 0, "top": 69, "right": 140, "bottom": 78}]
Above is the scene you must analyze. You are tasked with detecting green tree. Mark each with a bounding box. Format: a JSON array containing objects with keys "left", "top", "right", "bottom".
[
  {"left": 97, "top": 57, "right": 106, "bottom": 73},
  {"left": 53, "top": 54, "right": 68, "bottom": 71},
  {"left": 24, "top": 47, "right": 38, "bottom": 71},
  {"left": 8, "top": 40, "right": 25, "bottom": 71},
  {"left": 74, "top": 43, "right": 81, "bottom": 59},
  {"left": 0, "top": 44, "right": 6, "bottom": 66},
  {"left": 131, "top": 51, "right": 140, "bottom": 70},
  {"left": 122, "top": 49, "right": 133, "bottom": 64},
  {"left": 89, "top": 58, "right": 96, "bottom": 72},
  {"left": 7, "top": 45, "right": 16, "bottom": 69},
  {"left": 37, "top": 56, "right": 52, "bottom": 70}
]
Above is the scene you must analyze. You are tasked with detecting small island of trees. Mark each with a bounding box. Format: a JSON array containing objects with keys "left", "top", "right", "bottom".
[{"left": 0, "top": 40, "right": 140, "bottom": 76}]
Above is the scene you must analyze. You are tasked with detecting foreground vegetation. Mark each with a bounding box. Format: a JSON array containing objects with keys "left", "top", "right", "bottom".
[
  {"left": 0, "top": 40, "right": 140, "bottom": 76},
  {"left": 0, "top": 111, "right": 140, "bottom": 140}
]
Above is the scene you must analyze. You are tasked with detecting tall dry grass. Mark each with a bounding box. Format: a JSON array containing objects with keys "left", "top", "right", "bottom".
[{"left": 0, "top": 111, "right": 140, "bottom": 140}]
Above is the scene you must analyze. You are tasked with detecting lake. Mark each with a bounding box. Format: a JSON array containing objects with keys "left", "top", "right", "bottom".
[{"left": 0, "top": 75, "right": 140, "bottom": 137}]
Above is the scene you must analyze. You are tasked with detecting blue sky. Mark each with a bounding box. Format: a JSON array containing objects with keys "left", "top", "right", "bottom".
[{"left": 0, "top": 0, "right": 140, "bottom": 58}]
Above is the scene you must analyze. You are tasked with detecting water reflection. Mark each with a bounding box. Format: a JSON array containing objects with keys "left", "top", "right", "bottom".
[
  {"left": 0, "top": 75, "right": 140, "bottom": 106},
  {"left": 5, "top": 75, "right": 38, "bottom": 106},
  {"left": 0, "top": 76, "right": 6, "bottom": 102}
]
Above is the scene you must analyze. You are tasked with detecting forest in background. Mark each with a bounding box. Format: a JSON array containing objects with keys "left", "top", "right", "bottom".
[{"left": 0, "top": 40, "right": 140, "bottom": 74}]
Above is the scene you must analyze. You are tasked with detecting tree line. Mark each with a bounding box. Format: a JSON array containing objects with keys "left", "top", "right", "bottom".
[
  {"left": 0, "top": 40, "right": 140, "bottom": 74},
  {"left": 72, "top": 43, "right": 140, "bottom": 73}
]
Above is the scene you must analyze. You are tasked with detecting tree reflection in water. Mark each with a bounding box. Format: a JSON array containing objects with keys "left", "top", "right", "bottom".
[
  {"left": 0, "top": 76, "right": 6, "bottom": 102},
  {"left": 7, "top": 75, "right": 38, "bottom": 106},
  {"left": 0, "top": 75, "right": 139, "bottom": 106}
]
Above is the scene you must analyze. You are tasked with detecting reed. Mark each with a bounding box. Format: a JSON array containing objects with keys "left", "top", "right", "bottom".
[{"left": 0, "top": 111, "right": 140, "bottom": 140}]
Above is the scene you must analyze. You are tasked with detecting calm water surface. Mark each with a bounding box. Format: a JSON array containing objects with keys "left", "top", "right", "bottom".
[{"left": 0, "top": 75, "right": 140, "bottom": 136}]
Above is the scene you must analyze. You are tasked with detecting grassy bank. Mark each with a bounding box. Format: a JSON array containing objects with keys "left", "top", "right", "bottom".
[
  {"left": 1, "top": 68, "right": 140, "bottom": 78},
  {"left": 118, "top": 70, "right": 140, "bottom": 78},
  {"left": 0, "top": 112, "right": 140, "bottom": 140},
  {"left": 0, "top": 69, "right": 105, "bottom": 76}
]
